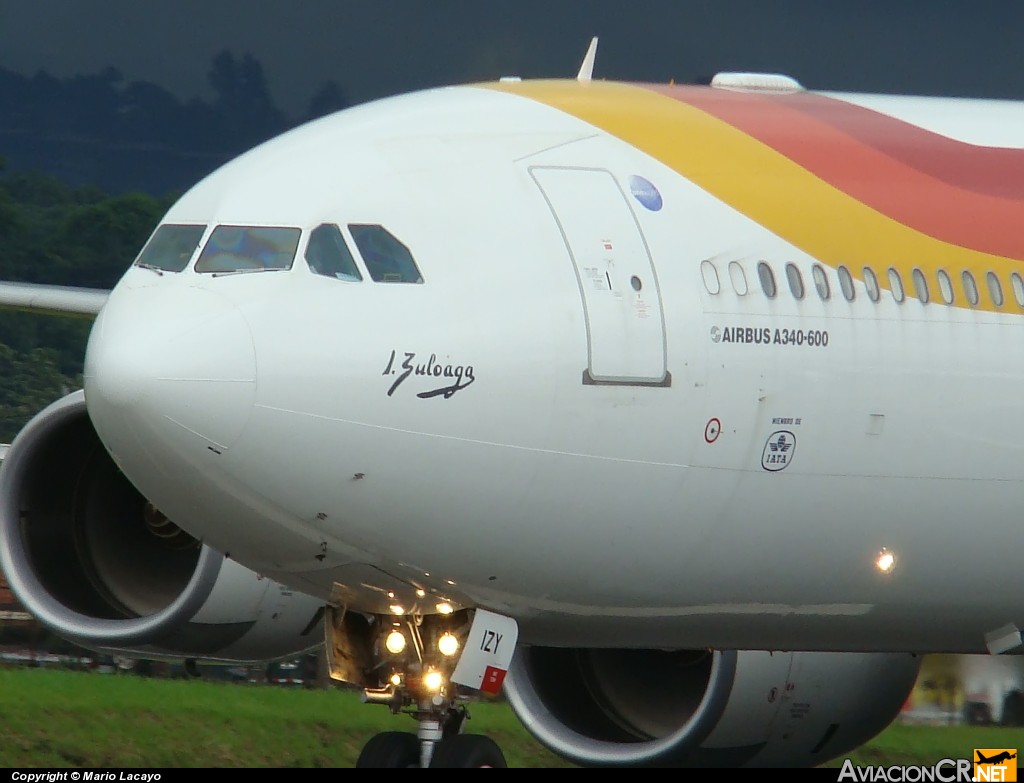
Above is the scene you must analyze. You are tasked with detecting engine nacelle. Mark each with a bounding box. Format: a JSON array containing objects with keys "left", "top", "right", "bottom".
[
  {"left": 0, "top": 391, "right": 324, "bottom": 663},
  {"left": 504, "top": 646, "right": 921, "bottom": 767}
]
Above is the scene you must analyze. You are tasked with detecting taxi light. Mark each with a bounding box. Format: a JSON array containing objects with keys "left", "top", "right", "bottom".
[
  {"left": 385, "top": 630, "right": 407, "bottom": 655},
  {"left": 389, "top": 604, "right": 405, "bottom": 616},
  {"left": 875, "top": 548, "right": 897, "bottom": 574},
  {"left": 390, "top": 673, "right": 402, "bottom": 687},
  {"left": 438, "top": 632, "right": 460, "bottom": 657},
  {"left": 436, "top": 601, "right": 454, "bottom": 615},
  {"left": 423, "top": 670, "right": 444, "bottom": 692}
]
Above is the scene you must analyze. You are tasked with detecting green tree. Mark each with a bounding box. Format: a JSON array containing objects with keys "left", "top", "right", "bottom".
[
  {"left": 0, "top": 167, "right": 170, "bottom": 380},
  {"left": 53, "top": 192, "right": 167, "bottom": 288},
  {"left": 0, "top": 343, "right": 78, "bottom": 442}
]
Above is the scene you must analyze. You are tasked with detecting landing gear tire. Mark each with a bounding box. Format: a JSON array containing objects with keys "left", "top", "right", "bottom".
[
  {"left": 429, "top": 734, "right": 508, "bottom": 768},
  {"left": 355, "top": 731, "right": 420, "bottom": 768}
]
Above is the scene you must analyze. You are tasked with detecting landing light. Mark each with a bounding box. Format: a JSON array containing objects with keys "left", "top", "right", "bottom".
[
  {"left": 875, "top": 548, "right": 897, "bottom": 574},
  {"left": 390, "top": 673, "right": 402, "bottom": 687},
  {"left": 389, "top": 604, "right": 405, "bottom": 616},
  {"left": 385, "top": 630, "right": 407, "bottom": 655},
  {"left": 438, "top": 632, "right": 459, "bottom": 657},
  {"left": 435, "top": 601, "right": 454, "bottom": 615},
  {"left": 423, "top": 670, "right": 444, "bottom": 692}
]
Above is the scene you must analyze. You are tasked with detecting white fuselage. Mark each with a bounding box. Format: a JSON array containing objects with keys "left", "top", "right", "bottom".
[{"left": 82, "top": 83, "right": 1024, "bottom": 654}]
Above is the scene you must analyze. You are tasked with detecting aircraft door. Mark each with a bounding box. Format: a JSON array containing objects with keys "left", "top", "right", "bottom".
[{"left": 532, "top": 167, "right": 668, "bottom": 385}]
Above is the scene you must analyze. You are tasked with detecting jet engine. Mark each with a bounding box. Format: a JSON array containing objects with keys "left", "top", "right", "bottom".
[
  {"left": 504, "top": 645, "right": 921, "bottom": 767},
  {"left": 0, "top": 391, "right": 324, "bottom": 662}
]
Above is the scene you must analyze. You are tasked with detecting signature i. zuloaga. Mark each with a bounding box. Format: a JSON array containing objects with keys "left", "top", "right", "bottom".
[{"left": 382, "top": 349, "right": 476, "bottom": 399}]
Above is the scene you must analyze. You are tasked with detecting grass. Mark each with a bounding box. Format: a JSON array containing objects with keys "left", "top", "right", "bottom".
[
  {"left": 829, "top": 723, "right": 1023, "bottom": 769},
  {"left": 0, "top": 667, "right": 570, "bottom": 768},
  {"left": 0, "top": 668, "right": 1017, "bottom": 768}
]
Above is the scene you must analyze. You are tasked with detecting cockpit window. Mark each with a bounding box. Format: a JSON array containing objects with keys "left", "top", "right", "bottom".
[
  {"left": 134, "top": 224, "right": 206, "bottom": 272},
  {"left": 306, "top": 224, "right": 362, "bottom": 281},
  {"left": 195, "top": 225, "right": 300, "bottom": 274},
  {"left": 348, "top": 224, "right": 423, "bottom": 283}
]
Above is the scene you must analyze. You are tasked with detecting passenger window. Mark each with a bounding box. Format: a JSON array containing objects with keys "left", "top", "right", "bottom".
[
  {"left": 863, "top": 267, "right": 880, "bottom": 302},
  {"left": 305, "top": 224, "right": 362, "bottom": 281},
  {"left": 349, "top": 224, "right": 423, "bottom": 283},
  {"left": 1012, "top": 272, "right": 1024, "bottom": 307},
  {"left": 937, "top": 269, "right": 954, "bottom": 304},
  {"left": 912, "top": 268, "right": 929, "bottom": 303},
  {"left": 135, "top": 224, "right": 206, "bottom": 272},
  {"left": 987, "top": 271, "right": 1004, "bottom": 307},
  {"left": 785, "top": 263, "right": 804, "bottom": 299},
  {"left": 837, "top": 265, "right": 855, "bottom": 302},
  {"left": 195, "top": 226, "right": 300, "bottom": 273},
  {"left": 757, "top": 261, "right": 777, "bottom": 299},
  {"left": 962, "top": 271, "right": 979, "bottom": 306},
  {"left": 812, "top": 264, "right": 830, "bottom": 300},
  {"left": 888, "top": 268, "right": 905, "bottom": 303},
  {"left": 700, "top": 260, "right": 721, "bottom": 294},
  {"left": 728, "top": 261, "right": 748, "bottom": 295}
]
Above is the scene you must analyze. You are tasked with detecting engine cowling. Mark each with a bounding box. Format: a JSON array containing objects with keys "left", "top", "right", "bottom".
[
  {"left": 504, "top": 646, "right": 921, "bottom": 767},
  {"left": 0, "top": 390, "right": 324, "bottom": 662}
]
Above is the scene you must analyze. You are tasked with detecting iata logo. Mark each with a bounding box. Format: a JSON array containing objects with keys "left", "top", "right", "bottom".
[
  {"left": 974, "top": 749, "right": 1017, "bottom": 782},
  {"left": 761, "top": 430, "right": 796, "bottom": 472}
]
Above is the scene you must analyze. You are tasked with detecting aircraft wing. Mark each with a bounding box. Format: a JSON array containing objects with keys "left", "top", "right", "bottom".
[{"left": 0, "top": 281, "right": 109, "bottom": 317}]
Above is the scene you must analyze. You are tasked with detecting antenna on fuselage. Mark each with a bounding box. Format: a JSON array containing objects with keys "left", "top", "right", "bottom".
[{"left": 577, "top": 37, "right": 598, "bottom": 82}]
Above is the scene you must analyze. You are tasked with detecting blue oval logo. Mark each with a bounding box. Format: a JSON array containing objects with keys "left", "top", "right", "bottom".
[{"left": 629, "top": 175, "right": 662, "bottom": 211}]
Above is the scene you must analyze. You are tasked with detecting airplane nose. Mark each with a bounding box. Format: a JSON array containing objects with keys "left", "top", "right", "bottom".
[{"left": 84, "top": 285, "right": 257, "bottom": 452}]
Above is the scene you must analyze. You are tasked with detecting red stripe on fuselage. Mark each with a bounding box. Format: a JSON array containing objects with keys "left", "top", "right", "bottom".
[{"left": 643, "top": 84, "right": 1024, "bottom": 260}]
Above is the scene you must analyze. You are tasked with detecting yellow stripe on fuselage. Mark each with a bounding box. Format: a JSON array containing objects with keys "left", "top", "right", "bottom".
[{"left": 488, "top": 79, "right": 1018, "bottom": 314}]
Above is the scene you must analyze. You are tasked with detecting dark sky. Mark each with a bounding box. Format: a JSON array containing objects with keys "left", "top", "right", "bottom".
[{"left": 2, "top": 1, "right": 1024, "bottom": 117}]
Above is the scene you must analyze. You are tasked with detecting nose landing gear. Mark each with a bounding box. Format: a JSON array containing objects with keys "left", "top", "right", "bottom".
[
  {"left": 354, "top": 708, "right": 507, "bottom": 768},
  {"left": 326, "top": 604, "right": 517, "bottom": 768}
]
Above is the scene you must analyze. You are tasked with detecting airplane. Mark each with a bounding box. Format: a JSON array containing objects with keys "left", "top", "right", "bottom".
[
  {"left": 1, "top": 37, "right": 1024, "bottom": 767},
  {"left": 977, "top": 751, "right": 1016, "bottom": 765}
]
